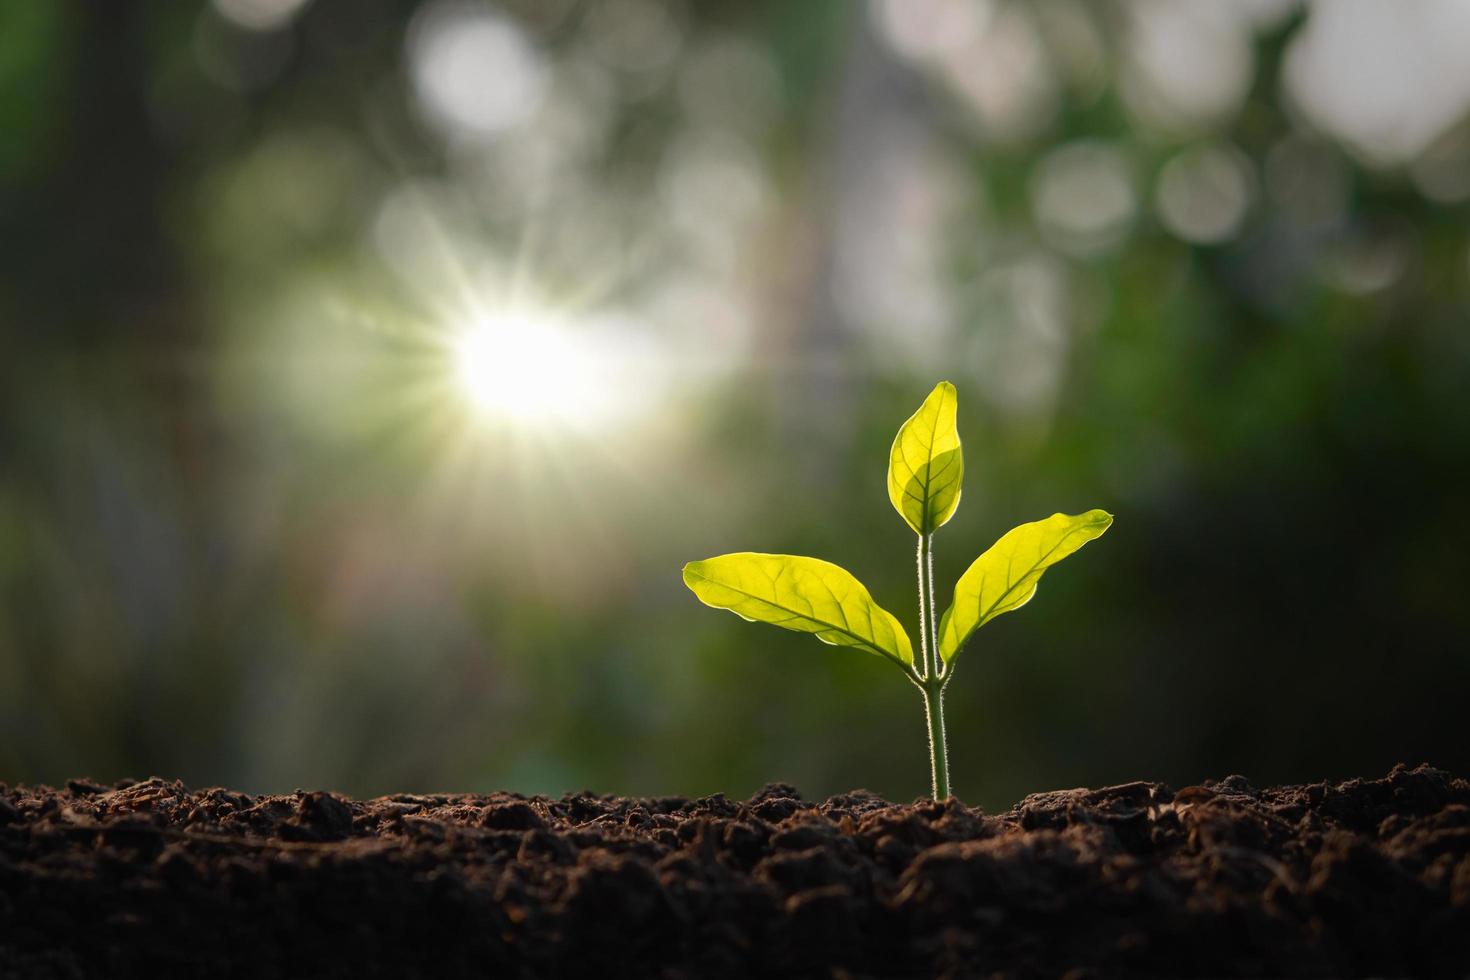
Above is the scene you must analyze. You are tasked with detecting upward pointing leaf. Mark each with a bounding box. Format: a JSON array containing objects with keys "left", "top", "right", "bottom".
[
  {"left": 937, "top": 510, "right": 1113, "bottom": 664},
  {"left": 683, "top": 553, "right": 914, "bottom": 668},
  {"left": 888, "top": 382, "right": 964, "bottom": 536}
]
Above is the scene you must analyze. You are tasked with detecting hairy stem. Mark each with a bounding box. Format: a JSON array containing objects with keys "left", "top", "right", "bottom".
[
  {"left": 917, "top": 532, "right": 950, "bottom": 798},
  {"left": 922, "top": 683, "right": 950, "bottom": 799},
  {"left": 915, "top": 535, "right": 930, "bottom": 680},
  {"left": 924, "top": 533, "right": 940, "bottom": 679}
]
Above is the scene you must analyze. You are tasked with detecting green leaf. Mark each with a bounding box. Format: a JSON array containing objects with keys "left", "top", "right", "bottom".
[
  {"left": 937, "top": 510, "right": 1113, "bottom": 664},
  {"left": 683, "top": 553, "right": 914, "bottom": 668},
  {"left": 888, "top": 381, "right": 964, "bottom": 536}
]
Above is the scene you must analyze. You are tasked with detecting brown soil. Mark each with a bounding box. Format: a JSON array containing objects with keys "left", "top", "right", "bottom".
[{"left": 2, "top": 764, "right": 1468, "bottom": 978}]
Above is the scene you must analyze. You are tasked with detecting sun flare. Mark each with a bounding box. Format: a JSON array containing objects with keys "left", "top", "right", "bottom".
[
  {"left": 455, "top": 313, "right": 563, "bottom": 420},
  {"left": 451, "top": 310, "right": 630, "bottom": 429}
]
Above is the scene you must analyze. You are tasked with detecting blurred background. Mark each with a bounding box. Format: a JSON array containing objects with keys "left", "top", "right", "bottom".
[{"left": 2, "top": 0, "right": 1468, "bottom": 810}]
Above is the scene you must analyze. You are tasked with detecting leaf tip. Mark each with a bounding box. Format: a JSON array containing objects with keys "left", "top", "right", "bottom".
[{"left": 932, "top": 380, "right": 959, "bottom": 413}]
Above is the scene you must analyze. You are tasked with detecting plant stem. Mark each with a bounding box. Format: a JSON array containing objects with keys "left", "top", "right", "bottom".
[
  {"left": 916, "top": 532, "right": 950, "bottom": 798},
  {"left": 922, "top": 683, "right": 950, "bottom": 799},
  {"left": 914, "top": 535, "right": 930, "bottom": 680},
  {"left": 917, "top": 533, "right": 942, "bottom": 679},
  {"left": 924, "top": 533, "right": 940, "bottom": 679}
]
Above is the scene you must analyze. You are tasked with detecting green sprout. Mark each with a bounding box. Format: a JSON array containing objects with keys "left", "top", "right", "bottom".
[{"left": 683, "top": 382, "right": 1112, "bottom": 799}]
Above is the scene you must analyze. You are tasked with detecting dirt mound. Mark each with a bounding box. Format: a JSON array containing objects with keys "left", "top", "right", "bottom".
[{"left": 2, "top": 764, "right": 1467, "bottom": 978}]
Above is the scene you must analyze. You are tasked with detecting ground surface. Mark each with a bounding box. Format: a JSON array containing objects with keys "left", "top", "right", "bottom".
[{"left": 2, "top": 764, "right": 1468, "bottom": 978}]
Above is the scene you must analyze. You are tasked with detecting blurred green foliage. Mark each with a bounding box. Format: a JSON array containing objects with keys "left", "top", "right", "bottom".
[{"left": 2, "top": 0, "right": 1469, "bottom": 809}]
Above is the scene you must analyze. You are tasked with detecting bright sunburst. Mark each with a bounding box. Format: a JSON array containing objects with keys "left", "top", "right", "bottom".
[
  {"left": 451, "top": 308, "right": 635, "bottom": 430},
  {"left": 455, "top": 312, "right": 566, "bottom": 421}
]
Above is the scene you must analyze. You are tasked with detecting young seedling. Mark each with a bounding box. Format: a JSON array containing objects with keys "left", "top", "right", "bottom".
[{"left": 682, "top": 382, "right": 1111, "bottom": 799}]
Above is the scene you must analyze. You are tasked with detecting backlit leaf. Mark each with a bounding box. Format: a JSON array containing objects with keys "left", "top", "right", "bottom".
[
  {"left": 937, "top": 510, "right": 1112, "bottom": 663},
  {"left": 888, "top": 381, "right": 963, "bottom": 536},
  {"left": 683, "top": 553, "right": 914, "bottom": 667}
]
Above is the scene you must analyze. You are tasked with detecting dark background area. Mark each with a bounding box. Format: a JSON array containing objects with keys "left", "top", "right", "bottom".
[{"left": 2, "top": 0, "right": 1468, "bottom": 810}]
